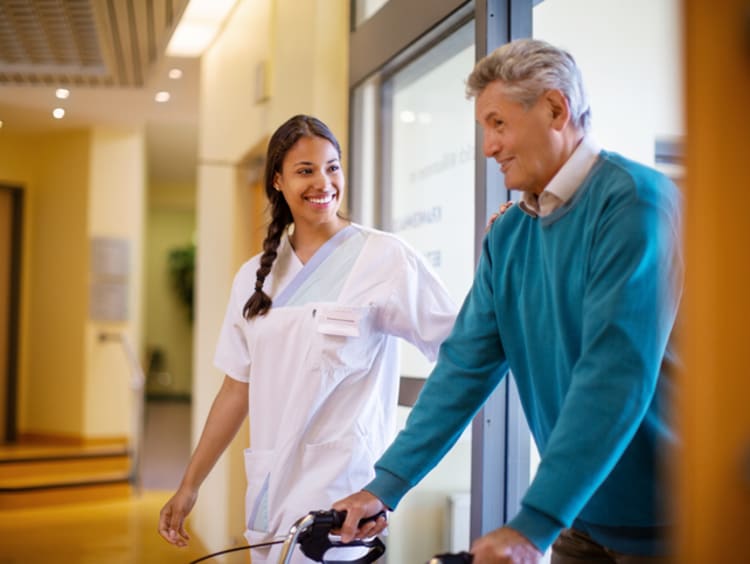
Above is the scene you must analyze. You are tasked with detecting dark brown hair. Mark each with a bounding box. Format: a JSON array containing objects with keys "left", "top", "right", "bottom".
[{"left": 242, "top": 114, "right": 342, "bottom": 319}]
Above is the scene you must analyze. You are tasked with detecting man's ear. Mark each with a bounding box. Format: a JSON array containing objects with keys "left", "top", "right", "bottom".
[{"left": 545, "top": 89, "right": 570, "bottom": 131}]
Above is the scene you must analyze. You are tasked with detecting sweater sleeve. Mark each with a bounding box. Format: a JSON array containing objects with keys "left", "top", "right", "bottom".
[
  {"left": 509, "top": 180, "right": 683, "bottom": 550},
  {"left": 365, "top": 234, "right": 510, "bottom": 509}
]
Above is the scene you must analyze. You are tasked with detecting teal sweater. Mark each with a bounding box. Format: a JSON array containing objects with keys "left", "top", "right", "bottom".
[{"left": 366, "top": 151, "right": 683, "bottom": 553}]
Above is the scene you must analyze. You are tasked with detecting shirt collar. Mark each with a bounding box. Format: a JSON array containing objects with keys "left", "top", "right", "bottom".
[{"left": 518, "top": 135, "right": 601, "bottom": 218}]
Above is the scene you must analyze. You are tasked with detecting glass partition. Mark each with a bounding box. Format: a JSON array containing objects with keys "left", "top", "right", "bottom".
[{"left": 386, "top": 21, "right": 476, "bottom": 375}]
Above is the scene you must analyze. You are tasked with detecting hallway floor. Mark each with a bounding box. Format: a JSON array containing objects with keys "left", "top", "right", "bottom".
[{"left": 0, "top": 399, "right": 212, "bottom": 563}]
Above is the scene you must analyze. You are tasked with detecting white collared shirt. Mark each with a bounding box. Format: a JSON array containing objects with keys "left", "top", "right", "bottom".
[{"left": 518, "top": 136, "right": 601, "bottom": 218}]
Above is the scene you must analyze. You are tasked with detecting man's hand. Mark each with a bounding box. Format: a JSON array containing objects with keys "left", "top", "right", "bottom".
[
  {"left": 470, "top": 526, "right": 542, "bottom": 564},
  {"left": 332, "top": 491, "right": 388, "bottom": 543}
]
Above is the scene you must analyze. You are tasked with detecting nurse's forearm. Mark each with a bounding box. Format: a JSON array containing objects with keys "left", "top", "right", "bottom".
[{"left": 179, "top": 375, "right": 249, "bottom": 492}]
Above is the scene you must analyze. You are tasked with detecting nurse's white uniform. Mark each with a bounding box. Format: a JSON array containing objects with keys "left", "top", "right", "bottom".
[{"left": 214, "top": 224, "right": 457, "bottom": 563}]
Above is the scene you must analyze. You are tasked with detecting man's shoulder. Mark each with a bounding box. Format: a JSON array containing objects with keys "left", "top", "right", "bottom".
[{"left": 591, "top": 151, "right": 681, "bottom": 207}]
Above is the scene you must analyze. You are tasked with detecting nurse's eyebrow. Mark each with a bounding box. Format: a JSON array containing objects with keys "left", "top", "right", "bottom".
[{"left": 292, "top": 158, "right": 340, "bottom": 166}]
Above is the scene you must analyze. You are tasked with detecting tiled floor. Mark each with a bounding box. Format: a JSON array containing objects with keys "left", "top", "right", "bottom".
[
  {"left": 141, "top": 399, "right": 193, "bottom": 491},
  {"left": 0, "top": 399, "right": 212, "bottom": 564}
]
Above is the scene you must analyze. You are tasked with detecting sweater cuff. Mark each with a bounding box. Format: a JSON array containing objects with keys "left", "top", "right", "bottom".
[
  {"left": 506, "top": 505, "right": 565, "bottom": 553},
  {"left": 364, "top": 467, "right": 412, "bottom": 511}
]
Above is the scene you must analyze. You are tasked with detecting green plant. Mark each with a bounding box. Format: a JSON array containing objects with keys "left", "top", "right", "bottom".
[{"left": 168, "top": 243, "right": 195, "bottom": 321}]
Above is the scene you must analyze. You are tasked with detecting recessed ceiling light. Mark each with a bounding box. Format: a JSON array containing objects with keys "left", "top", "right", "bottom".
[
  {"left": 168, "top": 68, "right": 183, "bottom": 79},
  {"left": 155, "top": 91, "right": 171, "bottom": 103},
  {"left": 55, "top": 88, "right": 70, "bottom": 99},
  {"left": 52, "top": 108, "right": 65, "bottom": 119}
]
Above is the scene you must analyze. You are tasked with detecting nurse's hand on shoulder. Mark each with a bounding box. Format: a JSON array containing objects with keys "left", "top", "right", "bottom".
[
  {"left": 486, "top": 201, "right": 514, "bottom": 233},
  {"left": 158, "top": 487, "right": 198, "bottom": 547},
  {"left": 470, "top": 526, "right": 542, "bottom": 564},
  {"left": 332, "top": 490, "right": 388, "bottom": 543}
]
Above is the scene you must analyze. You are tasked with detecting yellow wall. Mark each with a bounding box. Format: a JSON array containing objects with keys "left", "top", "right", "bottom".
[
  {"left": 191, "top": 0, "right": 350, "bottom": 550},
  {"left": 145, "top": 180, "right": 196, "bottom": 397},
  {"left": 0, "top": 127, "right": 145, "bottom": 442},
  {"left": 25, "top": 131, "right": 90, "bottom": 435}
]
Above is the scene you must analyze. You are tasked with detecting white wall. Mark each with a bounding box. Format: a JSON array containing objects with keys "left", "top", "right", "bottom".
[{"left": 534, "top": 0, "right": 684, "bottom": 166}]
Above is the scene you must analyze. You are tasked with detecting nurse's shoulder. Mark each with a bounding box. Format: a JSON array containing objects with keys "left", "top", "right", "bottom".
[{"left": 351, "top": 223, "right": 427, "bottom": 266}]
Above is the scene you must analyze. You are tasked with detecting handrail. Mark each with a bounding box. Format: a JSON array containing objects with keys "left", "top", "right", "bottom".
[{"left": 98, "top": 331, "right": 146, "bottom": 495}]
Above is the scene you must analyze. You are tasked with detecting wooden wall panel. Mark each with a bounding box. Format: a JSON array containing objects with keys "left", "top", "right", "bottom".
[{"left": 678, "top": 1, "right": 750, "bottom": 561}]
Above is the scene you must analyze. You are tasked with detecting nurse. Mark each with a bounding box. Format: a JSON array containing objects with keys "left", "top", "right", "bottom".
[{"left": 157, "top": 114, "right": 458, "bottom": 563}]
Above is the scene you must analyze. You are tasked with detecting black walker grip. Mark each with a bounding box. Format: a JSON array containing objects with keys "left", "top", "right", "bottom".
[
  {"left": 330, "top": 509, "right": 387, "bottom": 530},
  {"left": 427, "top": 551, "right": 474, "bottom": 563}
]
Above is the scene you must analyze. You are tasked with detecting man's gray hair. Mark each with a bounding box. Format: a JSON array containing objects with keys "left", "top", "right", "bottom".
[{"left": 466, "top": 38, "right": 591, "bottom": 132}]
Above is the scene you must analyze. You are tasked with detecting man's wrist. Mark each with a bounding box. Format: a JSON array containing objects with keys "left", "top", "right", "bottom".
[{"left": 506, "top": 505, "right": 565, "bottom": 553}]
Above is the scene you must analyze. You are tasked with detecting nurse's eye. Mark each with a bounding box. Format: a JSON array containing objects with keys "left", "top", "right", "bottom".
[
  {"left": 297, "top": 168, "right": 313, "bottom": 175},
  {"left": 328, "top": 164, "right": 340, "bottom": 173}
]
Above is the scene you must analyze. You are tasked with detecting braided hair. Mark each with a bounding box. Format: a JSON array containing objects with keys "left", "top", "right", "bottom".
[{"left": 243, "top": 115, "right": 342, "bottom": 319}]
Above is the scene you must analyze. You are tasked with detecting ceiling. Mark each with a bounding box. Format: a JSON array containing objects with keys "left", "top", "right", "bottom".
[{"left": 0, "top": 0, "right": 200, "bottom": 184}]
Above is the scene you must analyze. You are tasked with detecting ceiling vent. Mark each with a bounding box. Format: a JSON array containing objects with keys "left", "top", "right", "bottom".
[{"left": 0, "top": 0, "right": 188, "bottom": 88}]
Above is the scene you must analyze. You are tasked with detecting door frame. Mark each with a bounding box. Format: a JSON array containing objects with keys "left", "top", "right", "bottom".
[{"left": 0, "top": 184, "right": 23, "bottom": 443}]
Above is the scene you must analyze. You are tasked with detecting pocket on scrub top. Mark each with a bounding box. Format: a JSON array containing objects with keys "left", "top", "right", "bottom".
[
  {"left": 244, "top": 448, "right": 274, "bottom": 533},
  {"left": 243, "top": 528, "right": 275, "bottom": 563},
  {"left": 300, "top": 436, "right": 375, "bottom": 502},
  {"left": 315, "top": 304, "right": 378, "bottom": 373}
]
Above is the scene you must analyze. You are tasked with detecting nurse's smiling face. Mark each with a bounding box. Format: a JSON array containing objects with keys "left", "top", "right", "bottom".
[{"left": 274, "top": 135, "right": 345, "bottom": 232}]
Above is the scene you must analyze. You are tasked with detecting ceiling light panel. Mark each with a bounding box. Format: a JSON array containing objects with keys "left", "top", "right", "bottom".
[{"left": 0, "top": 0, "right": 190, "bottom": 87}]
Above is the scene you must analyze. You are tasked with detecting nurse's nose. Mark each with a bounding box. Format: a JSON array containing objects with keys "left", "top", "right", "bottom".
[{"left": 310, "top": 167, "right": 328, "bottom": 187}]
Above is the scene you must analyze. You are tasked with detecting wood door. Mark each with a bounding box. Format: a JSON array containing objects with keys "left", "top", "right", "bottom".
[
  {"left": 0, "top": 189, "right": 11, "bottom": 442},
  {"left": 678, "top": 0, "right": 750, "bottom": 560}
]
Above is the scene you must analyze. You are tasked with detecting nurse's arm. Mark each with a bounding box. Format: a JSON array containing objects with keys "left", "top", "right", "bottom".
[{"left": 158, "top": 375, "right": 248, "bottom": 545}]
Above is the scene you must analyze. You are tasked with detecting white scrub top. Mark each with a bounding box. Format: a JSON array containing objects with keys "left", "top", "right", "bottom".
[{"left": 214, "top": 224, "right": 457, "bottom": 563}]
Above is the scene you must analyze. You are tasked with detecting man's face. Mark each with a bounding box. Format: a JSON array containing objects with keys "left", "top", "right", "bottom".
[{"left": 475, "top": 80, "right": 562, "bottom": 195}]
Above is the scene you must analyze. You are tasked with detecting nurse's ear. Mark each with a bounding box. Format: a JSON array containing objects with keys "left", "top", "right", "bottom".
[{"left": 273, "top": 172, "right": 282, "bottom": 191}]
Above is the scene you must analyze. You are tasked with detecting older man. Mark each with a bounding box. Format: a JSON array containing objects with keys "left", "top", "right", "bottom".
[{"left": 334, "top": 38, "right": 683, "bottom": 564}]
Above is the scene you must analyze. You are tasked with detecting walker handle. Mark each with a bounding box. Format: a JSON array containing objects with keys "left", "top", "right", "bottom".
[
  {"left": 427, "top": 551, "right": 474, "bottom": 563},
  {"left": 330, "top": 508, "right": 387, "bottom": 530}
]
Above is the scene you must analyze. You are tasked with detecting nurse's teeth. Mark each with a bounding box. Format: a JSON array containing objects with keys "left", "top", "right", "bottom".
[{"left": 308, "top": 195, "right": 334, "bottom": 204}]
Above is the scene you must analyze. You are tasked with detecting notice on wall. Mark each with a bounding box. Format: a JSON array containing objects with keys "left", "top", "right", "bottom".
[{"left": 90, "top": 237, "right": 130, "bottom": 322}]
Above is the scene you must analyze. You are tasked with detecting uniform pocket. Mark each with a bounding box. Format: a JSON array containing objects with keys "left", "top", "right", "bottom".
[
  {"left": 299, "top": 435, "right": 375, "bottom": 503},
  {"left": 315, "top": 304, "right": 379, "bottom": 374},
  {"left": 244, "top": 448, "right": 274, "bottom": 533}
]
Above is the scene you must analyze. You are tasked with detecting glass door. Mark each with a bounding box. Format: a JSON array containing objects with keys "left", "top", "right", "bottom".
[
  {"left": 381, "top": 21, "right": 476, "bottom": 563},
  {"left": 350, "top": 16, "right": 478, "bottom": 562}
]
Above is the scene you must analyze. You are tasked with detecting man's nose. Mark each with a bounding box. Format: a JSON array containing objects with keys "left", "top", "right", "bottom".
[{"left": 483, "top": 132, "right": 500, "bottom": 158}]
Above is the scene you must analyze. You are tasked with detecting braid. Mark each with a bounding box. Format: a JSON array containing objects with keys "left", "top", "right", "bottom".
[{"left": 243, "top": 197, "right": 292, "bottom": 319}]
